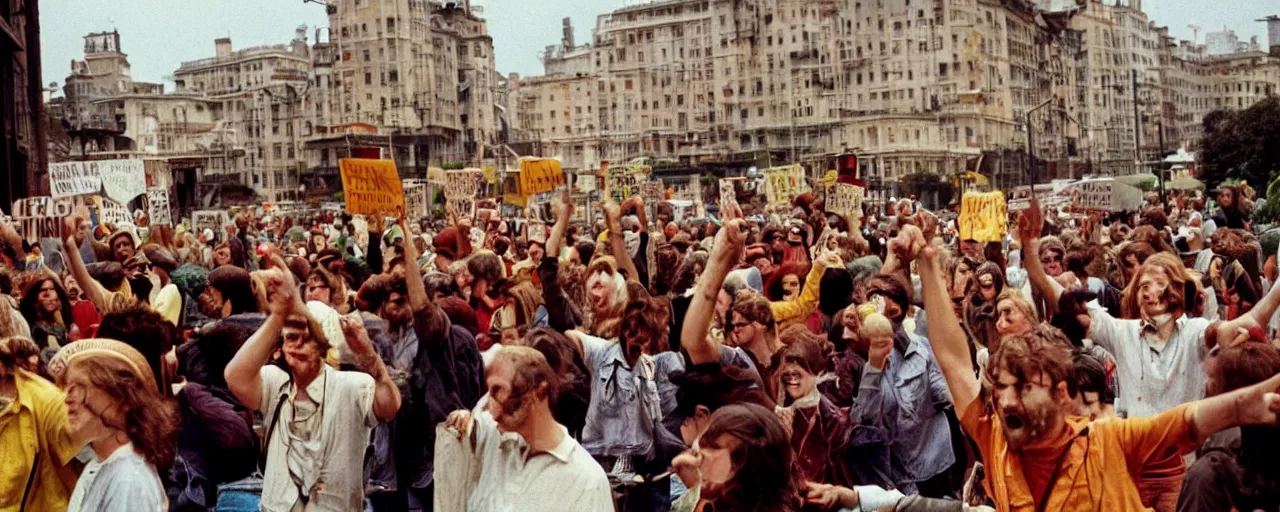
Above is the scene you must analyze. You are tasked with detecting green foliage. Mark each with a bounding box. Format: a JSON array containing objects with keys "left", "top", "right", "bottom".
[
  {"left": 1200, "top": 97, "right": 1280, "bottom": 192},
  {"left": 442, "top": 162, "right": 466, "bottom": 170},
  {"left": 1255, "top": 174, "right": 1280, "bottom": 225}
]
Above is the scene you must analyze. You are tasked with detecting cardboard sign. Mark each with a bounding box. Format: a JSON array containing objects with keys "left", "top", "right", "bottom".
[
  {"left": 825, "top": 183, "right": 865, "bottom": 224},
  {"left": 719, "top": 179, "right": 739, "bottom": 215},
  {"left": 958, "top": 191, "right": 1008, "bottom": 243},
  {"left": 519, "top": 159, "right": 565, "bottom": 196},
  {"left": 340, "top": 158, "right": 405, "bottom": 216},
  {"left": 577, "top": 174, "right": 597, "bottom": 193},
  {"left": 146, "top": 189, "right": 172, "bottom": 225},
  {"left": 11, "top": 197, "right": 62, "bottom": 244},
  {"left": 762, "top": 164, "right": 809, "bottom": 209},
  {"left": 49, "top": 162, "right": 103, "bottom": 198},
  {"left": 482, "top": 165, "right": 498, "bottom": 185},
  {"left": 444, "top": 170, "right": 479, "bottom": 200},
  {"left": 98, "top": 159, "right": 147, "bottom": 204},
  {"left": 97, "top": 198, "right": 133, "bottom": 228},
  {"left": 192, "top": 210, "right": 229, "bottom": 235},
  {"left": 404, "top": 184, "right": 429, "bottom": 219},
  {"left": 640, "top": 180, "right": 664, "bottom": 201},
  {"left": 608, "top": 164, "right": 650, "bottom": 201}
]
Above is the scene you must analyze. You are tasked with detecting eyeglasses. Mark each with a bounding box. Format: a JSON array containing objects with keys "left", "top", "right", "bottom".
[{"left": 1041, "top": 255, "right": 1062, "bottom": 264}]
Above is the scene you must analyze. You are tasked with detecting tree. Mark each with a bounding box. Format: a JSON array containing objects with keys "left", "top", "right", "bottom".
[{"left": 1200, "top": 97, "right": 1280, "bottom": 192}]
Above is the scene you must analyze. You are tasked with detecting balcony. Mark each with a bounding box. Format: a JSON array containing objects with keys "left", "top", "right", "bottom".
[{"left": 70, "top": 117, "right": 125, "bottom": 133}]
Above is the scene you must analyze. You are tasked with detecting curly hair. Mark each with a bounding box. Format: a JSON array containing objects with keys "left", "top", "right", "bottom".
[
  {"left": 67, "top": 356, "right": 178, "bottom": 468},
  {"left": 18, "top": 272, "right": 73, "bottom": 329},
  {"left": 669, "top": 251, "right": 708, "bottom": 297},
  {"left": 985, "top": 323, "right": 1074, "bottom": 389},
  {"left": 732, "top": 289, "right": 776, "bottom": 332}
]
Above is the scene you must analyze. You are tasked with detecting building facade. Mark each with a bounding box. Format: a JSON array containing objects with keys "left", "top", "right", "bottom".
[
  {"left": 512, "top": 0, "right": 1280, "bottom": 188},
  {"left": 2, "top": 0, "right": 45, "bottom": 209}
]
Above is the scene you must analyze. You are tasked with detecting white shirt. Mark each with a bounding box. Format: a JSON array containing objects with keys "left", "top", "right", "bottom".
[
  {"left": 258, "top": 364, "right": 377, "bottom": 511},
  {"left": 1088, "top": 302, "right": 1211, "bottom": 418},
  {"left": 67, "top": 443, "right": 165, "bottom": 512},
  {"left": 433, "top": 410, "right": 613, "bottom": 512}
]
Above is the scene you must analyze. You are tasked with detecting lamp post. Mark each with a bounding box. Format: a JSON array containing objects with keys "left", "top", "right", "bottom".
[{"left": 1026, "top": 99, "right": 1053, "bottom": 183}]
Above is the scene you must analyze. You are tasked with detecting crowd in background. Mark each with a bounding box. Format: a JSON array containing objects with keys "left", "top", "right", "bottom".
[{"left": 2, "top": 180, "right": 1280, "bottom": 512}]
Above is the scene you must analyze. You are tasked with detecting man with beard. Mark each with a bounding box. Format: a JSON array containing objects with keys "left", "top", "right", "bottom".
[
  {"left": 1021, "top": 200, "right": 1280, "bottom": 511},
  {"left": 224, "top": 268, "right": 401, "bottom": 511},
  {"left": 360, "top": 217, "right": 484, "bottom": 512},
  {"left": 901, "top": 217, "right": 1280, "bottom": 512},
  {"left": 440, "top": 347, "right": 612, "bottom": 512}
]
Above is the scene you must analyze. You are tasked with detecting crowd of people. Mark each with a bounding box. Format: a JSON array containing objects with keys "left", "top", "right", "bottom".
[{"left": 1, "top": 180, "right": 1280, "bottom": 512}]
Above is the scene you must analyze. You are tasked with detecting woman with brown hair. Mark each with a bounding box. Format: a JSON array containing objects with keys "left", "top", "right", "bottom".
[
  {"left": 57, "top": 341, "right": 177, "bottom": 511},
  {"left": 671, "top": 403, "right": 806, "bottom": 512}
]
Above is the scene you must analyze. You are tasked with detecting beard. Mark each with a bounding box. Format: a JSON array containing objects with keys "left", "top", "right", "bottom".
[{"left": 1003, "top": 392, "right": 1061, "bottom": 449}]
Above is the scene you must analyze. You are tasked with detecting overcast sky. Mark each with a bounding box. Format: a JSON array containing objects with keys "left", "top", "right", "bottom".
[{"left": 40, "top": 0, "right": 1276, "bottom": 89}]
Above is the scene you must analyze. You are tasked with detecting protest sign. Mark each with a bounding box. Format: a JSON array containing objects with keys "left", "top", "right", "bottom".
[
  {"left": 11, "top": 197, "right": 60, "bottom": 244},
  {"left": 825, "top": 183, "right": 865, "bottom": 225},
  {"left": 340, "top": 158, "right": 405, "bottom": 216},
  {"left": 691, "top": 176, "right": 706, "bottom": 219},
  {"left": 96, "top": 198, "right": 133, "bottom": 228},
  {"left": 146, "top": 189, "right": 172, "bottom": 225},
  {"left": 404, "top": 184, "right": 429, "bottom": 219},
  {"left": 98, "top": 159, "right": 147, "bottom": 204},
  {"left": 192, "top": 210, "right": 229, "bottom": 235},
  {"left": 607, "top": 164, "right": 650, "bottom": 202},
  {"left": 719, "top": 179, "right": 740, "bottom": 215},
  {"left": 482, "top": 165, "right": 498, "bottom": 185},
  {"left": 1063, "top": 179, "right": 1142, "bottom": 212},
  {"left": 519, "top": 159, "right": 565, "bottom": 197},
  {"left": 49, "top": 162, "right": 103, "bottom": 198},
  {"left": 640, "top": 180, "right": 663, "bottom": 201},
  {"left": 958, "top": 191, "right": 1008, "bottom": 242},
  {"left": 444, "top": 170, "right": 479, "bottom": 200},
  {"left": 576, "top": 174, "right": 597, "bottom": 193},
  {"left": 762, "top": 164, "right": 809, "bottom": 209}
]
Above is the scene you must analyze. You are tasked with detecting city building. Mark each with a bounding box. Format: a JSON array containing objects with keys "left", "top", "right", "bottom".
[
  {"left": 1, "top": 0, "right": 46, "bottom": 209},
  {"left": 511, "top": 0, "right": 1279, "bottom": 190},
  {"left": 173, "top": 28, "right": 314, "bottom": 203}
]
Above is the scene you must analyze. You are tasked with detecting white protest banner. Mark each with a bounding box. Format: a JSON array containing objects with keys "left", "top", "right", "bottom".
[
  {"left": 49, "top": 162, "right": 103, "bottom": 198},
  {"left": 97, "top": 198, "right": 133, "bottom": 228},
  {"left": 576, "top": 174, "right": 597, "bottom": 193},
  {"left": 11, "top": 197, "right": 60, "bottom": 244},
  {"left": 404, "top": 184, "right": 429, "bottom": 219},
  {"left": 98, "top": 159, "right": 147, "bottom": 204},
  {"left": 719, "top": 179, "right": 740, "bottom": 215},
  {"left": 444, "top": 170, "right": 479, "bottom": 200},
  {"left": 762, "top": 164, "right": 809, "bottom": 209},
  {"left": 192, "top": 210, "right": 229, "bottom": 234},
  {"left": 146, "top": 188, "right": 172, "bottom": 225}
]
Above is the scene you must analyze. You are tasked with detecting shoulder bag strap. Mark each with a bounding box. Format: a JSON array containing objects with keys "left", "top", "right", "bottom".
[{"left": 19, "top": 453, "right": 40, "bottom": 512}]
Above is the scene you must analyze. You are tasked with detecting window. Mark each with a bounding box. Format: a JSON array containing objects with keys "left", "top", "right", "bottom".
[
  {"left": 363, "top": 50, "right": 370, "bottom": 61},
  {"left": 365, "top": 72, "right": 372, "bottom": 85}
]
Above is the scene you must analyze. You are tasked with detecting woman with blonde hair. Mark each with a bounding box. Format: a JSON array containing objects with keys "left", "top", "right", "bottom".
[{"left": 583, "top": 256, "right": 628, "bottom": 339}]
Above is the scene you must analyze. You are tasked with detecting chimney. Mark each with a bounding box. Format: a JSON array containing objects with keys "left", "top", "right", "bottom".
[
  {"left": 562, "top": 18, "right": 575, "bottom": 49},
  {"left": 215, "top": 38, "right": 232, "bottom": 58}
]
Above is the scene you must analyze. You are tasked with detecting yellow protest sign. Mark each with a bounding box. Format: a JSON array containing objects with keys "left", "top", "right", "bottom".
[
  {"left": 762, "top": 164, "right": 809, "bottom": 209},
  {"left": 822, "top": 170, "right": 838, "bottom": 188},
  {"left": 958, "top": 191, "right": 1008, "bottom": 242},
  {"left": 340, "top": 159, "right": 405, "bottom": 216},
  {"left": 519, "top": 158, "right": 565, "bottom": 196},
  {"left": 482, "top": 165, "right": 498, "bottom": 184}
]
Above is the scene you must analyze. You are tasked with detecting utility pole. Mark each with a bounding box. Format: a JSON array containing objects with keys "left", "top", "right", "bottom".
[
  {"left": 1131, "top": 69, "right": 1141, "bottom": 176},
  {"left": 1157, "top": 118, "right": 1167, "bottom": 210}
]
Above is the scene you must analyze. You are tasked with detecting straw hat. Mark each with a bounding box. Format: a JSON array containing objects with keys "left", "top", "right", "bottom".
[{"left": 47, "top": 338, "right": 156, "bottom": 391}]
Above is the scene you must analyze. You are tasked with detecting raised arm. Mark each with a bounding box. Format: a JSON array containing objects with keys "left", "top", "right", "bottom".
[
  {"left": 546, "top": 190, "right": 572, "bottom": 259},
  {"left": 603, "top": 200, "right": 642, "bottom": 285},
  {"left": 399, "top": 216, "right": 430, "bottom": 312},
  {"left": 224, "top": 270, "right": 296, "bottom": 412},
  {"left": 1209, "top": 267, "right": 1280, "bottom": 349},
  {"left": 341, "top": 315, "right": 401, "bottom": 422},
  {"left": 682, "top": 219, "right": 746, "bottom": 365},
  {"left": 906, "top": 224, "right": 980, "bottom": 414},
  {"left": 1190, "top": 372, "right": 1280, "bottom": 445},
  {"left": 1018, "top": 199, "right": 1063, "bottom": 309},
  {"left": 60, "top": 214, "right": 113, "bottom": 311},
  {"left": 771, "top": 252, "right": 837, "bottom": 325}
]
